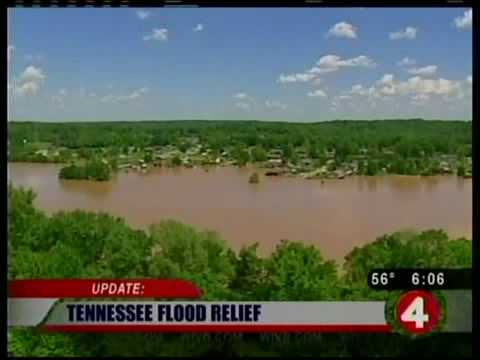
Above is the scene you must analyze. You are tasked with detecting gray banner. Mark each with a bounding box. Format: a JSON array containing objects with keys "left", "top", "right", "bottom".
[
  {"left": 39, "top": 301, "right": 388, "bottom": 326},
  {"left": 8, "top": 298, "right": 58, "bottom": 327}
]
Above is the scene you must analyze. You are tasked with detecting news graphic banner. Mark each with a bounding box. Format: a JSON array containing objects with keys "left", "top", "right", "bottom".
[{"left": 7, "top": 279, "right": 471, "bottom": 334}]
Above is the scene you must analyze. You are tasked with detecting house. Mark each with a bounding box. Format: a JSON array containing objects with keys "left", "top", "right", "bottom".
[
  {"left": 267, "top": 149, "right": 283, "bottom": 159},
  {"left": 35, "top": 149, "right": 49, "bottom": 156},
  {"left": 268, "top": 158, "right": 283, "bottom": 166},
  {"left": 335, "top": 170, "right": 345, "bottom": 179}
]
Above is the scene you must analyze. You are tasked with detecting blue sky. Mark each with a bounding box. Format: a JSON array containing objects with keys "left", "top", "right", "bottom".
[{"left": 8, "top": 8, "right": 472, "bottom": 122}]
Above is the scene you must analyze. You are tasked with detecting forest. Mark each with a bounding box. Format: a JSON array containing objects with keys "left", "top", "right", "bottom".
[
  {"left": 8, "top": 120, "right": 473, "bottom": 179},
  {"left": 8, "top": 185, "right": 472, "bottom": 357}
]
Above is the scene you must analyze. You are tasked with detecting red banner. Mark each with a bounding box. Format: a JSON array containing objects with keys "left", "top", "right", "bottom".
[{"left": 9, "top": 279, "right": 203, "bottom": 299}]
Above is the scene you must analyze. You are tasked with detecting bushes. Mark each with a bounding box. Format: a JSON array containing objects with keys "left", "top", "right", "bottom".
[{"left": 59, "top": 160, "right": 112, "bottom": 181}]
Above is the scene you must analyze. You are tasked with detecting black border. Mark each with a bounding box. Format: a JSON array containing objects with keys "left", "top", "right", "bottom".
[
  {"left": 4, "top": 8, "right": 9, "bottom": 360},
  {"left": 471, "top": 4, "right": 478, "bottom": 358},
  {"left": 4, "top": 2, "right": 477, "bottom": 359},
  {"left": 4, "top": 0, "right": 475, "bottom": 8}
]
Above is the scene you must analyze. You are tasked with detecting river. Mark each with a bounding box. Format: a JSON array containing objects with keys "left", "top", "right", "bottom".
[{"left": 8, "top": 162, "right": 472, "bottom": 260}]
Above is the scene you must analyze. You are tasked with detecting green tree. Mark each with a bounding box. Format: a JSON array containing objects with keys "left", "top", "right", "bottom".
[
  {"left": 265, "top": 240, "right": 338, "bottom": 300},
  {"left": 366, "top": 160, "right": 379, "bottom": 176},
  {"left": 251, "top": 146, "right": 267, "bottom": 162}
]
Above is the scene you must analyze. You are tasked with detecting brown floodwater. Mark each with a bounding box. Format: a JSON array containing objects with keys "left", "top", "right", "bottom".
[{"left": 8, "top": 162, "right": 472, "bottom": 260}]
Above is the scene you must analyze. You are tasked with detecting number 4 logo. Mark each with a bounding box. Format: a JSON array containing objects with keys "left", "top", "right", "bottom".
[
  {"left": 400, "top": 296, "right": 429, "bottom": 328},
  {"left": 396, "top": 291, "right": 441, "bottom": 335}
]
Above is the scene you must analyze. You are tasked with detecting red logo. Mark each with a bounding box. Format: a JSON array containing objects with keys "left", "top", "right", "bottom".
[{"left": 396, "top": 290, "right": 441, "bottom": 335}]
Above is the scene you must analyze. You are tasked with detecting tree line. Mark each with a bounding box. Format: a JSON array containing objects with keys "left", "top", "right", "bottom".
[
  {"left": 9, "top": 119, "right": 471, "bottom": 158},
  {"left": 8, "top": 185, "right": 471, "bottom": 357}
]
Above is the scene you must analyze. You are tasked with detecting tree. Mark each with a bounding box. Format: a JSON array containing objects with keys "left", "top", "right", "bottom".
[
  {"left": 170, "top": 155, "right": 182, "bottom": 166},
  {"left": 251, "top": 146, "right": 267, "bottom": 162},
  {"left": 144, "top": 152, "right": 153, "bottom": 163},
  {"left": 233, "top": 146, "right": 250, "bottom": 166},
  {"left": 457, "top": 162, "right": 466, "bottom": 177},
  {"left": 265, "top": 240, "right": 338, "bottom": 300},
  {"left": 282, "top": 143, "right": 294, "bottom": 160},
  {"left": 366, "top": 160, "right": 379, "bottom": 176}
]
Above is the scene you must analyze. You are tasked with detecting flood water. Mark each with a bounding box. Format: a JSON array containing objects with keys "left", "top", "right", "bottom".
[{"left": 8, "top": 162, "right": 472, "bottom": 260}]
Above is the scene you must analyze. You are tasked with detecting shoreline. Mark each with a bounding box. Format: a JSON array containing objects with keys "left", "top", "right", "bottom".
[{"left": 7, "top": 161, "right": 473, "bottom": 182}]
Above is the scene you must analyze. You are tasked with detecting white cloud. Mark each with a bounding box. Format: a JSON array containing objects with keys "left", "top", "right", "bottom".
[
  {"left": 315, "top": 54, "right": 375, "bottom": 71},
  {"left": 102, "top": 88, "right": 149, "bottom": 103},
  {"left": 51, "top": 88, "right": 70, "bottom": 107},
  {"left": 265, "top": 100, "right": 287, "bottom": 110},
  {"left": 403, "top": 77, "right": 460, "bottom": 96},
  {"left": 233, "top": 92, "right": 255, "bottom": 102},
  {"left": 407, "top": 65, "right": 438, "bottom": 77},
  {"left": 349, "top": 84, "right": 380, "bottom": 98},
  {"left": 279, "top": 54, "right": 375, "bottom": 84},
  {"left": 235, "top": 102, "right": 251, "bottom": 111},
  {"left": 193, "top": 24, "right": 204, "bottom": 32},
  {"left": 136, "top": 10, "right": 151, "bottom": 20},
  {"left": 51, "top": 95, "right": 65, "bottom": 108},
  {"left": 20, "top": 65, "right": 46, "bottom": 82},
  {"left": 397, "top": 57, "right": 416, "bottom": 67},
  {"left": 15, "top": 81, "right": 40, "bottom": 96},
  {"left": 143, "top": 28, "right": 168, "bottom": 41},
  {"left": 378, "top": 74, "right": 394, "bottom": 85},
  {"left": 118, "top": 87, "right": 149, "bottom": 101},
  {"left": 13, "top": 65, "right": 46, "bottom": 96},
  {"left": 327, "top": 22, "right": 358, "bottom": 39},
  {"left": 373, "top": 73, "right": 462, "bottom": 98},
  {"left": 233, "top": 92, "right": 248, "bottom": 99},
  {"left": 7, "top": 45, "right": 14, "bottom": 62},
  {"left": 466, "top": 75, "right": 472, "bottom": 85},
  {"left": 411, "top": 93, "right": 430, "bottom": 105},
  {"left": 307, "top": 89, "right": 327, "bottom": 98},
  {"left": 278, "top": 72, "right": 316, "bottom": 83},
  {"left": 89, "top": 92, "right": 96, "bottom": 97},
  {"left": 454, "top": 9, "right": 472, "bottom": 29},
  {"left": 389, "top": 26, "right": 418, "bottom": 40},
  {"left": 129, "top": 87, "right": 148, "bottom": 99}
]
